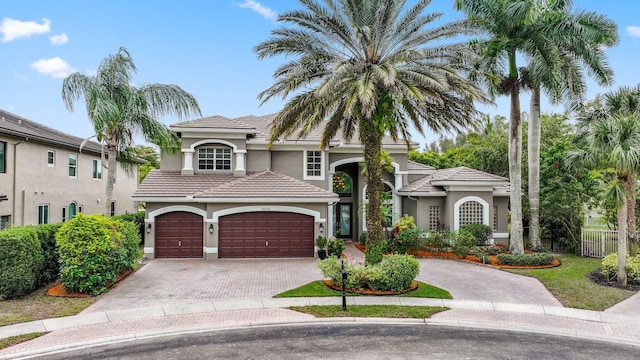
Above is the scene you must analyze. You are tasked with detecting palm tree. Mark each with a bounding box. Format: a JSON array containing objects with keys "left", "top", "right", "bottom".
[
  {"left": 522, "top": 1, "right": 618, "bottom": 250},
  {"left": 62, "top": 47, "right": 201, "bottom": 215},
  {"left": 454, "top": 0, "right": 617, "bottom": 254},
  {"left": 256, "top": 0, "right": 488, "bottom": 264},
  {"left": 566, "top": 115, "right": 640, "bottom": 285}
]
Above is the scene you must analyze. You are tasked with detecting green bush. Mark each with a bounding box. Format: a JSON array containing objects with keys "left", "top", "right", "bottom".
[
  {"left": 365, "top": 240, "right": 386, "bottom": 265},
  {"left": 327, "top": 237, "right": 345, "bottom": 257},
  {"left": 57, "top": 214, "right": 140, "bottom": 295},
  {"left": 496, "top": 253, "right": 555, "bottom": 266},
  {"left": 422, "top": 230, "right": 449, "bottom": 249},
  {"left": 460, "top": 224, "right": 493, "bottom": 246},
  {"left": 388, "top": 227, "right": 425, "bottom": 254},
  {"left": 318, "top": 254, "right": 419, "bottom": 292},
  {"left": 358, "top": 231, "right": 367, "bottom": 245},
  {"left": 602, "top": 253, "right": 640, "bottom": 283},
  {"left": 35, "top": 223, "right": 64, "bottom": 285},
  {"left": 0, "top": 227, "right": 44, "bottom": 299},
  {"left": 393, "top": 214, "right": 416, "bottom": 231},
  {"left": 447, "top": 230, "right": 475, "bottom": 258},
  {"left": 112, "top": 211, "right": 145, "bottom": 245},
  {"left": 472, "top": 245, "right": 504, "bottom": 256}
]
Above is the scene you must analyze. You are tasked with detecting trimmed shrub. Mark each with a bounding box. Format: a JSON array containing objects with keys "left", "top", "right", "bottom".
[
  {"left": 358, "top": 231, "right": 367, "bottom": 245},
  {"left": 422, "top": 230, "right": 449, "bottom": 249},
  {"left": 496, "top": 253, "right": 554, "bottom": 266},
  {"left": 379, "top": 254, "right": 420, "bottom": 292},
  {"left": 602, "top": 253, "right": 640, "bottom": 283},
  {"left": 387, "top": 227, "right": 425, "bottom": 254},
  {"left": 327, "top": 238, "right": 345, "bottom": 257},
  {"left": 112, "top": 211, "right": 145, "bottom": 245},
  {"left": 472, "top": 245, "right": 504, "bottom": 256},
  {"left": 393, "top": 214, "right": 416, "bottom": 232},
  {"left": 35, "top": 223, "right": 64, "bottom": 285},
  {"left": 447, "top": 230, "right": 475, "bottom": 258},
  {"left": 365, "top": 240, "right": 385, "bottom": 265},
  {"left": 460, "top": 224, "right": 493, "bottom": 245},
  {"left": 57, "top": 214, "right": 140, "bottom": 295},
  {"left": 0, "top": 227, "right": 43, "bottom": 299}
]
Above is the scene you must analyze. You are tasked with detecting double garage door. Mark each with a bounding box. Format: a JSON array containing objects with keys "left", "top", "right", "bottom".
[{"left": 154, "top": 211, "right": 314, "bottom": 258}]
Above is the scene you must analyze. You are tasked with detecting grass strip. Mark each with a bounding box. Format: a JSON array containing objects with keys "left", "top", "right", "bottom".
[
  {"left": 274, "top": 281, "right": 451, "bottom": 299},
  {"left": 0, "top": 333, "right": 42, "bottom": 350},
  {"left": 289, "top": 305, "right": 448, "bottom": 318}
]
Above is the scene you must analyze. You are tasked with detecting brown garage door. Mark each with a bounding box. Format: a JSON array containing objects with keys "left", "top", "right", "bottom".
[
  {"left": 219, "top": 212, "right": 314, "bottom": 258},
  {"left": 155, "top": 211, "right": 203, "bottom": 258}
]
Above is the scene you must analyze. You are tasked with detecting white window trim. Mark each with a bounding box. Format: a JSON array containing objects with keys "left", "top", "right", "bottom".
[
  {"left": 303, "top": 150, "right": 325, "bottom": 180},
  {"left": 38, "top": 204, "right": 49, "bottom": 224},
  {"left": 92, "top": 159, "right": 102, "bottom": 179},
  {"left": 197, "top": 147, "right": 233, "bottom": 171},
  {"left": 47, "top": 150, "right": 55, "bottom": 167},
  {"left": 68, "top": 154, "right": 77, "bottom": 178},
  {"left": 453, "top": 196, "right": 490, "bottom": 231}
]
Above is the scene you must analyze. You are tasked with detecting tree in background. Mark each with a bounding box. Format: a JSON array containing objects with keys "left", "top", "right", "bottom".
[
  {"left": 130, "top": 145, "right": 160, "bottom": 183},
  {"left": 256, "top": 0, "right": 488, "bottom": 264},
  {"left": 62, "top": 47, "right": 201, "bottom": 215}
]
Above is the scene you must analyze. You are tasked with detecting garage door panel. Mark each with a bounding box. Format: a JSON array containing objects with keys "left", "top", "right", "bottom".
[
  {"left": 155, "top": 211, "right": 203, "bottom": 258},
  {"left": 219, "top": 212, "right": 314, "bottom": 258}
]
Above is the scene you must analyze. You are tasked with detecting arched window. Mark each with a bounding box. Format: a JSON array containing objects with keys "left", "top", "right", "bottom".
[
  {"left": 458, "top": 201, "right": 484, "bottom": 227},
  {"left": 68, "top": 202, "right": 77, "bottom": 221},
  {"left": 332, "top": 171, "right": 353, "bottom": 197}
]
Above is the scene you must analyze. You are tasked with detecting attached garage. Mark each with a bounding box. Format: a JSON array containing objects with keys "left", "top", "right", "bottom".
[
  {"left": 155, "top": 211, "right": 204, "bottom": 258},
  {"left": 218, "top": 212, "right": 314, "bottom": 258}
]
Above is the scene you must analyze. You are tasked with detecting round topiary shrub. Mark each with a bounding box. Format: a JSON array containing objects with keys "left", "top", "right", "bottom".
[
  {"left": 379, "top": 254, "right": 420, "bottom": 292},
  {"left": 56, "top": 214, "right": 140, "bottom": 295},
  {"left": 0, "top": 227, "right": 43, "bottom": 299}
]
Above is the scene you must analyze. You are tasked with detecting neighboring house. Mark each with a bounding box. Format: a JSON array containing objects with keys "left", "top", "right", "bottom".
[
  {"left": 133, "top": 114, "right": 510, "bottom": 260},
  {"left": 0, "top": 109, "right": 139, "bottom": 228}
]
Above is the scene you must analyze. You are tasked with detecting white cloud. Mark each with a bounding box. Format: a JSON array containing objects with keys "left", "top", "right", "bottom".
[
  {"left": 627, "top": 26, "right": 640, "bottom": 38},
  {"left": 49, "top": 33, "right": 68, "bottom": 45},
  {"left": 0, "top": 17, "right": 51, "bottom": 42},
  {"left": 31, "top": 57, "right": 76, "bottom": 78},
  {"left": 237, "top": 0, "right": 277, "bottom": 21}
]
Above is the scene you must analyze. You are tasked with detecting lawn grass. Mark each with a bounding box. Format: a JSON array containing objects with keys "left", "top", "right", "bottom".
[
  {"left": 506, "top": 254, "right": 635, "bottom": 310},
  {"left": 0, "top": 284, "right": 96, "bottom": 327},
  {"left": 273, "top": 281, "right": 451, "bottom": 299},
  {"left": 289, "top": 305, "right": 448, "bottom": 318},
  {"left": 0, "top": 333, "right": 43, "bottom": 350}
]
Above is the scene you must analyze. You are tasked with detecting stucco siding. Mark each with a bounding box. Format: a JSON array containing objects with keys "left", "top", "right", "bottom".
[
  {"left": 246, "top": 149, "right": 270, "bottom": 172},
  {"left": 160, "top": 152, "right": 182, "bottom": 171}
]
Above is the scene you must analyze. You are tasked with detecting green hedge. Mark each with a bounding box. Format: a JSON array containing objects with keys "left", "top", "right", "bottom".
[
  {"left": 0, "top": 227, "right": 43, "bottom": 299},
  {"left": 460, "top": 224, "right": 493, "bottom": 246},
  {"left": 496, "top": 253, "right": 555, "bottom": 266},
  {"left": 35, "top": 223, "right": 63, "bottom": 285},
  {"left": 112, "top": 211, "right": 145, "bottom": 245},
  {"left": 602, "top": 253, "right": 640, "bottom": 283},
  {"left": 57, "top": 214, "right": 140, "bottom": 295}
]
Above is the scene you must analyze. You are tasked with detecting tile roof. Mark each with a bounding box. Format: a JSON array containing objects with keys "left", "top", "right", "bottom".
[
  {"left": 0, "top": 109, "right": 104, "bottom": 155},
  {"left": 134, "top": 170, "right": 338, "bottom": 200},
  {"left": 400, "top": 167, "right": 508, "bottom": 194},
  {"left": 171, "top": 115, "right": 256, "bottom": 130},
  {"left": 407, "top": 160, "right": 436, "bottom": 171}
]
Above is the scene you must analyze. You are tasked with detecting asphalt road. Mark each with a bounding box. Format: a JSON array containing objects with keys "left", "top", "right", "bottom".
[{"left": 38, "top": 324, "right": 640, "bottom": 360}]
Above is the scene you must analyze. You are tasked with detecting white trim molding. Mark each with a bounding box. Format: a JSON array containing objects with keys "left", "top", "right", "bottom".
[
  {"left": 303, "top": 149, "right": 325, "bottom": 180},
  {"left": 147, "top": 205, "right": 207, "bottom": 221},
  {"left": 204, "top": 247, "right": 218, "bottom": 254},
  {"left": 211, "top": 205, "right": 323, "bottom": 222},
  {"left": 492, "top": 232, "right": 509, "bottom": 238},
  {"left": 453, "top": 196, "right": 490, "bottom": 231}
]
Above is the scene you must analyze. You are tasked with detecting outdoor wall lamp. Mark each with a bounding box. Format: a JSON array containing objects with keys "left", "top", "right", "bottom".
[
  {"left": 146, "top": 223, "right": 152, "bottom": 233},
  {"left": 209, "top": 223, "right": 214, "bottom": 234},
  {"left": 319, "top": 223, "right": 324, "bottom": 233}
]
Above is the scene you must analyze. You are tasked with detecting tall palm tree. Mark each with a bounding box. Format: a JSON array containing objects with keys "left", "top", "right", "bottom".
[
  {"left": 566, "top": 115, "right": 640, "bottom": 285},
  {"left": 62, "top": 47, "right": 201, "bottom": 215},
  {"left": 523, "top": 1, "right": 617, "bottom": 250},
  {"left": 256, "top": 0, "right": 488, "bottom": 264}
]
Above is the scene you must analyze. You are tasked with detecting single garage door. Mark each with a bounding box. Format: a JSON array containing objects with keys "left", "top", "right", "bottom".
[
  {"left": 219, "top": 212, "right": 314, "bottom": 258},
  {"left": 155, "top": 211, "right": 203, "bottom": 258}
]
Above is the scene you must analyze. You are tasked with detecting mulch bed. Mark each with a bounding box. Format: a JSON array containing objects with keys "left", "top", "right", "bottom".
[
  {"left": 324, "top": 279, "right": 419, "bottom": 295},
  {"left": 46, "top": 269, "right": 133, "bottom": 298},
  {"left": 354, "top": 243, "right": 560, "bottom": 270},
  {"left": 588, "top": 269, "right": 640, "bottom": 291}
]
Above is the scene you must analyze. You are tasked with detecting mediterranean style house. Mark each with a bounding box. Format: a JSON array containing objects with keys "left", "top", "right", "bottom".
[
  {"left": 0, "top": 109, "right": 139, "bottom": 229},
  {"left": 134, "top": 114, "right": 510, "bottom": 260}
]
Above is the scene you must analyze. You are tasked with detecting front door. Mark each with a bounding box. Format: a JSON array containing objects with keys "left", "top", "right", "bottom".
[{"left": 335, "top": 203, "right": 352, "bottom": 238}]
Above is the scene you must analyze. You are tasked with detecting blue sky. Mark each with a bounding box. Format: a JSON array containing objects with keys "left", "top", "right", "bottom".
[{"left": 1, "top": 0, "right": 639, "bottom": 148}]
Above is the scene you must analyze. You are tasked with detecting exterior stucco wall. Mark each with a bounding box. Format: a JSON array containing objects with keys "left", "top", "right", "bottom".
[
  {"left": 493, "top": 196, "right": 510, "bottom": 245},
  {"left": 0, "top": 135, "right": 137, "bottom": 228},
  {"left": 246, "top": 149, "right": 270, "bottom": 172},
  {"left": 444, "top": 190, "right": 494, "bottom": 230},
  {"left": 159, "top": 152, "right": 181, "bottom": 171},
  {"left": 414, "top": 197, "right": 446, "bottom": 229}
]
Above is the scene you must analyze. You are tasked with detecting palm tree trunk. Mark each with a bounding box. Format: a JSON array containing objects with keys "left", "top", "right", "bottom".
[
  {"left": 508, "top": 83, "right": 524, "bottom": 254},
  {"left": 528, "top": 85, "right": 542, "bottom": 250},
  {"left": 626, "top": 174, "right": 638, "bottom": 256},
  {"left": 617, "top": 191, "right": 628, "bottom": 286},
  {"left": 360, "top": 116, "right": 385, "bottom": 266},
  {"left": 105, "top": 141, "right": 118, "bottom": 216}
]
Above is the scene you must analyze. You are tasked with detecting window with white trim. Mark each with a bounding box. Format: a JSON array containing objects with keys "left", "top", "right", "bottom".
[
  {"left": 428, "top": 206, "right": 440, "bottom": 230},
  {"left": 47, "top": 150, "right": 55, "bottom": 166},
  {"left": 459, "top": 201, "right": 484, "bottom": 227},
  {"left": 68, "top": 154, "right": 77, "bottom": 178},
  {"left": 198, "top": 148, "right": 231, "bottom": 170},
  {"left": 304, "top": 150, "right": 323, "bottom": 179},
  {"left": 92, "top": 159, "right": 102, "bottom": 179},
  {"left": 38, "top": 204, "right": 49, "bottom": 224}
]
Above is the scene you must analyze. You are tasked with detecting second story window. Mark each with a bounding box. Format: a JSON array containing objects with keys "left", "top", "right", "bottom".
[
  {"left": 304, "top": 150, "right": 323, "bottom": 180},
  {"left": 93, "top": 159, "right": 102, "bottom": 179},
  {"left": 38, "top": 204, "right": 49, "bottom": 224},
  {"left": 47, "top": 150, "right": 55, "bottom": 166},
  {"left": 198, "top": 148, "right": 231, "bottom": 171},
  {"left": 0, "top": 141, "right": 6, "bottom": 173},
  {"left": 68, "top": 154, "right": 77, "bottom": 178}
]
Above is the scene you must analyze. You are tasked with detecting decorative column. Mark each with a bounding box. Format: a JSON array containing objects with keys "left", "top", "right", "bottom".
[
  {"left": 234, "top": 150, "right": 247, "bottom": 177},
  {"left": 181, "top": 149, "right": 194, "bottom": 176}
]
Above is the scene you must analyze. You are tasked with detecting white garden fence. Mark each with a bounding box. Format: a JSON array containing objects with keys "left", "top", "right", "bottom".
[{"left": 581, "top": 229, "right": 618, "bottom": 258}]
